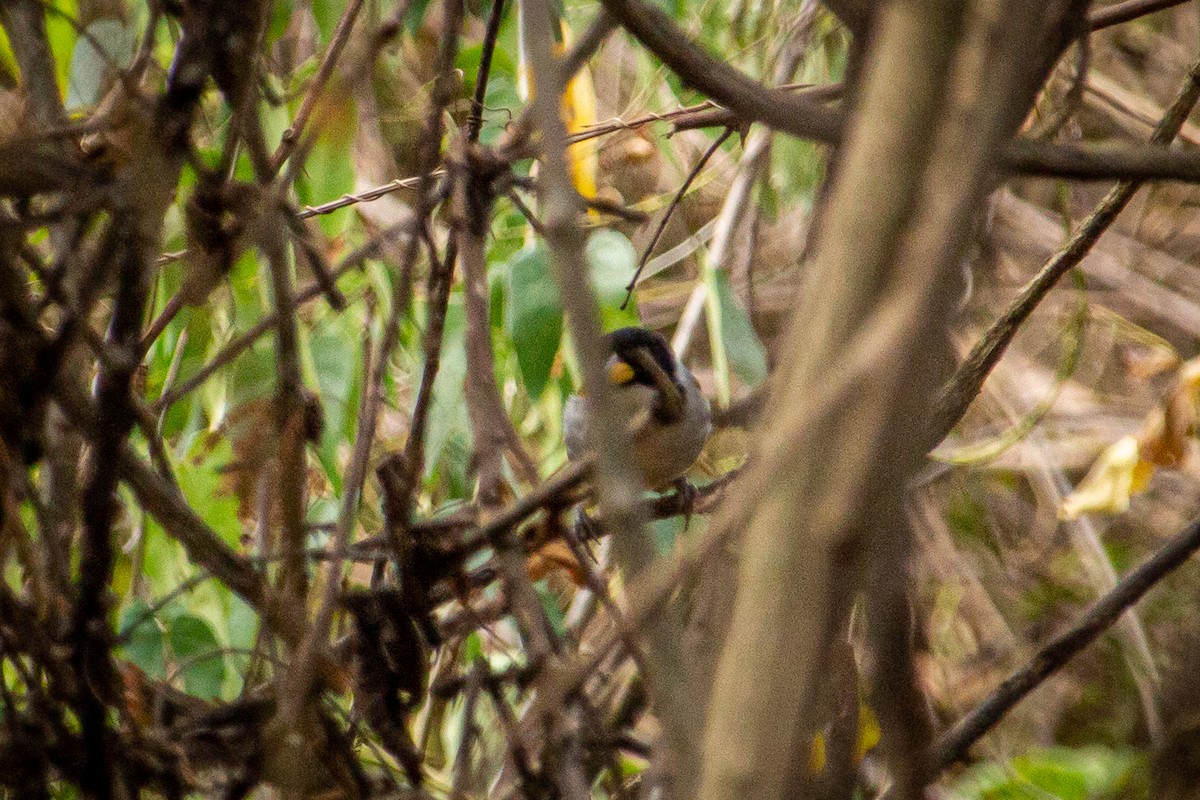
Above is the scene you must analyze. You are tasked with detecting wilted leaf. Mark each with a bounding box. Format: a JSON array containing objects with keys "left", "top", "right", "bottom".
[
  {"left": 1061, "top": 355, "right": 1200, "bottom": 519},
  {"left": 526, "top": 539, "right": 585, "bottom": 584},
  {"left": 1060, "top": 436, "right": 1153, "bottom": 520}
]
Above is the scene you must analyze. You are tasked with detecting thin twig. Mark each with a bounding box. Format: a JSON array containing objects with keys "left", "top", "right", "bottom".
[
  {"left": 140, "top": 293, "right": 185, "bottom": 355},
  {"left": 281, "top": 199, "right": 349, "bottom": 310},
  {"left": 73, "top": 217, "right": 152, "bottom": 798},
  {"left": 484, "top": 678, "right": 540, "bottom": 786},
  {"left": 458, "top": 146, "right": 557, "bottom": 659},
  {"left": 115, "top": 572, "right": 213, "bottom": 645},
  {"left": 50, "top": 372, "right": 348, "bottom": 690},
  {"left": 560, "top": 11, "right": 618, "bottom": 83},
  {"left": 290, "top": 0, "right": 465, "bottom": 709},
  {"left": 270, "top": 0, "right": 366, "bottom": 171},
  {"left": 154, "top": 217, "right": 420, "bottom": 412},
  {"left": 295, "top": 296, "right": 375, "bottom": 683},
  {"left": 931, "top": 55, "right": 1200, "bottom": 446},
  {"left": 447, "top": 666, "right": 485, "bottom": 799},
  {"left": 467, "top": 0, "right": 508, "bottom": 142},
  {"left": 339, "top": 461, "right": 737, "bottom": 570},
  {"left": 401, "top": 0, "right": 508, "bottom": 498},
  {"left": 155, "top": 173, "right": 444, "bottom": 267},
  {"left": 1087, "top": 0, "right": 1193, "bottom": 30},
  {"left": 932, "top": 513, "right": 1200, "bottom": 770},
  {"left": 598, "top": 0, "right": 841, "bottom": 144},
  {"left": 506, "top": 188, "right": 547, "bottom": 236},
  {"left": 623, "top": 126, "right": 733, "bottom": 309},
  {"left": 261, "top": 213, "right": 310, "bottom": 603},
  {"left": 517, "top": 492, "right": 741, "bottom": 755},
  {"left": 567, "top": 82, "right": 842, "bottom": 145},
  {"left": 585, "top": 0, "right": 1200, "bottom": 188}
]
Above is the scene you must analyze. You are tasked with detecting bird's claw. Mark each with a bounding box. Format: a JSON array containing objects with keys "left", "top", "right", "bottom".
[
  {"left": 673, "top": 477, "right": 698, "bottom": 530},
  {"left": 573, "top": 505, "right": 603, "bottom": 542}
]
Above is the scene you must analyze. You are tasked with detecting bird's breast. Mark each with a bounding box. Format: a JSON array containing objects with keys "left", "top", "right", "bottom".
[{"left": 563, "top": 381, "right": 711, "bottom": 489}]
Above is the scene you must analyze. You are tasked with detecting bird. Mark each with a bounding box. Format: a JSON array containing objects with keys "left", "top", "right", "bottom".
[{"left": 563, "top": 326, "right": 711, "bottom": 491}]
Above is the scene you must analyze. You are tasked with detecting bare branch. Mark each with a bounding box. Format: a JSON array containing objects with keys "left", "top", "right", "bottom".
[
  {"left": 932, "top": 513, "right": 1200, "bottom": 770},
  {"left": 932, "top": 56, "right": 1200, "bottom": 447}
]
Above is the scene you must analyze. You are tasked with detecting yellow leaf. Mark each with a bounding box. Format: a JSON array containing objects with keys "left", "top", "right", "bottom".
[
  {"left": 810, "top": 731, "right": 826, "bottom": 773},
  {"left": 809, "top": 698, "right": 880, "bottom": 774},
  {"left": 1060, "top": 436, "right": 1152, "bottom": 520},
  {"left": 516, "top": 16, "right": 598, "bottom": 202},
  {"left": 513, "top": 15, "right": 597, "bottom": 206},
  {"left": 559, "top": 21, "right": 598, "bottom": 202},
  {"left": 856, "top": 702, "right": 881, "bottom": 760}
]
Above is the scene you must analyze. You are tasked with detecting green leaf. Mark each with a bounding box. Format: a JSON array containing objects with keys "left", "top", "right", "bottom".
[
  {"left": 586, "top": 229, "right": 636, "bottom": 306},
  {"left": 1014, "top": 760, "right": 1088, "bottom": 800},
  {"left": 947, "top": 746, "right": 1148, "bottom": 800},
  {"left": 536, "top": 580, "right": 567, "bottom": 638},
  {"left": 295, "top": 97, "right": 356, "bottom": 237},
  {"left": 119, "top": 601, "right": 166, "bottom": 679},
  {"left": 311, "top": 0, "right": 342, "bottom": 41},
  {"left": 168, "top": 614, "right": 226, "bottom": 700},
  {"left": 45, "top": 0, "right": 80, "bottom": 91},
  {"left": 650, "top": 0, "right": 684, "bottom": 16},
  {"left": 405, "top": 0, "right": 433, "bottom": 34},
  {"left": 650, "top": 516, "right": 685, "bottom": 555},
  {"left": 267, "top": 0, "right": 296, "bottom": 43},
  {"left": 140, "top": 518, "right": 186, "bottom": 596},
  {"left": 310, "top": 319, "right": 361, "bottom": 460},
  {"left": 227, "top": 595, "right": 260, "bottom": 652},
  {"left": 456, "top": 44, "right": 518, "bottom": 144},
  {"left": 175, "top": 440, "right": 241, "bottom": 549},
  {"left": 770, "top": 135, "right": 825, "bottom": 208},
  {"left": 0, "top": 25, "right": 19, "bottom": 81},
  {"left": 1015, "top": 747, "right": 1145, "bottom": 800},
  {"left": 425, "top": 300, "right": 469, "bottom": 477},
  {"left": 226, "top": 343, "right": 276, "bottom": 408},
  {"left": 66, "top": 19, "right": 131, "bottom": 110},
  {"left": 462, "top": 631, "right": 484, "bottom": 663},
  {"left": 506, "top": 244, "right": 562, "bottom": 399},
  {"left": 711, "top": 270, "right": 767, "bottom": 388}
]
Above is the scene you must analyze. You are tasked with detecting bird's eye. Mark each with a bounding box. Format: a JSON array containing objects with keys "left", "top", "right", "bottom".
[{"left": 607, "top": 356, "right": 636, "bottom": 385}]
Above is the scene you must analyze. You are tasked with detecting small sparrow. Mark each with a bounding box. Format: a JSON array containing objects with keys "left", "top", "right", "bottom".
[{"left": 564, "top": 326, "right": 711, "bottom": 490}]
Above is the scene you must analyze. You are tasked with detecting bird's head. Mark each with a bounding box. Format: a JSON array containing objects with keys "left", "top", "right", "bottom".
[{"left": 603, "top": 327, "right": 686, "bottom": 423}]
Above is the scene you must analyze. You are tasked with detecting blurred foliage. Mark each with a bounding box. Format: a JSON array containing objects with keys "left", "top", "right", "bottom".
[{"left": 946, "top": 746, "right": 1149, "bottom": 800}]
